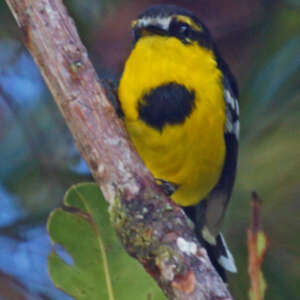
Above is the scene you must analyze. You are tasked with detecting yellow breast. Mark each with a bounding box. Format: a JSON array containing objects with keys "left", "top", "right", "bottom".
[{"left": 118, "top": 36, "right": 226, "bottom": 206}]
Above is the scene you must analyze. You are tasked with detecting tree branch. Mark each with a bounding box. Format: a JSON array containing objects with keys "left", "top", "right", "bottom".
[{"left": 5, "top": 1, "right": 234, "bottom": 299}]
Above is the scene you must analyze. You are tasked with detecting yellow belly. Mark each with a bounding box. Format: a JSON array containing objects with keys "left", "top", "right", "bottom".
[{"left": 119, "top": 36, "right": 226, "bottom": 206}]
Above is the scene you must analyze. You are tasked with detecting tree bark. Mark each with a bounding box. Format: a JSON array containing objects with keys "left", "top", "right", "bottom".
[{"left": 5, "top": 0, "right": 234, "bottom": 299}]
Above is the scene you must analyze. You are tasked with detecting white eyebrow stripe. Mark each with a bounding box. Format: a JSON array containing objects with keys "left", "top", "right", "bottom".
[{"left": 137, "top": 16, "right": 172, "bottom": 31}]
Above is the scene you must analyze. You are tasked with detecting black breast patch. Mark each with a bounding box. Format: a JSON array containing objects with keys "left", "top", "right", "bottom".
[{"left": 138, "top": 82, "right": 195, "bottom": 131}]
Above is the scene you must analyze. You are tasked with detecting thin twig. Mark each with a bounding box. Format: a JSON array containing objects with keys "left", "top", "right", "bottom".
[{"left": 247, "top": 192, "right": 268, "bottom": 300}]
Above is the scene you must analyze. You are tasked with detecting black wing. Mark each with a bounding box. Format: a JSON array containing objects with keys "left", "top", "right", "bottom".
[
  {"left": 183, "top": 72, "right": 239, "bottom": 279},
  {"left": 202, "top": 75, "right": 239, "bottom": 240},
  {"left": 184, "top": 73, "right": 239, "bottom": 240}
]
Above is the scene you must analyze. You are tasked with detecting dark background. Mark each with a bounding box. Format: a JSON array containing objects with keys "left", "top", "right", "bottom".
[{"left": 0, "top": 0, "right": 300, "bottom": 299}]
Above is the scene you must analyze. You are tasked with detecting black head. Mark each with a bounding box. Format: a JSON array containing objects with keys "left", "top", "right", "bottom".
[{"left": 132, "top": 5, "right": 213, "bottom": 48}]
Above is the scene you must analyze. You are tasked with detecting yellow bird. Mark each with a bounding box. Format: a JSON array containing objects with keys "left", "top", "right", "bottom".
[{"left": 118, "top": 4, "right": 240, "bottom": 280}]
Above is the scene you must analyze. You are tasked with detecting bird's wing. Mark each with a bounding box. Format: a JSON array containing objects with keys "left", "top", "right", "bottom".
[
  {"left": 182, "top": 75, "right": 239, "bottom": 277},
  {"left": 201, "top": 75, "right": 239, "bottom": 242}
]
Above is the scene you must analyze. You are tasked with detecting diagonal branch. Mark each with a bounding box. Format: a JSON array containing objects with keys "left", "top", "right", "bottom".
[{"left": 4, "top": 0, "right": 234, "bottom": 299}]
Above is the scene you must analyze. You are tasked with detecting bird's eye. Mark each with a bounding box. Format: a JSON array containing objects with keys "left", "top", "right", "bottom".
[
  {"left": 169, "top": 21, "right": 192, "bottom": 40},
  {"left": 178, "top": 24, "right": 190, "bottom": 36}
]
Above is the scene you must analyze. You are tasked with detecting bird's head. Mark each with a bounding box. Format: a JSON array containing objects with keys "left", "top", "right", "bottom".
[{"left": 131, "top": 5, "right": 213, "bottom": 49}]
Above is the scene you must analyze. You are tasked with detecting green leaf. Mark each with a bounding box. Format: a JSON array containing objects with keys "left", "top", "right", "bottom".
[
  {"left": 47, "top": 182, "right": 166, "bottom": 300},
  {"left": 259, "top": 271, "right": 267, "bottom": 299},
  {"left": 248, "top": 290, "right": 254, "bottom": 300},
  {"left": 257, "top": 231, "right": 268, "bottom": 258},
  {"left": 248, "top": 272, "right": 267, "bottom": 300}
]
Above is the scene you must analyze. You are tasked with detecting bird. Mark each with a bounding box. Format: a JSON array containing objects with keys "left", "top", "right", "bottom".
[{"left": 117, "top": 4, "right": 240, "bottom": 280}]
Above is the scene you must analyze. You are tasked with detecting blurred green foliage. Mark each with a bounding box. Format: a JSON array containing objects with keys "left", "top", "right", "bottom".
[
  {"left": 226, "top": 3, "right": 300, "bottom": 300},
  {"left": 0, "top": 0, "right": 300, "bottom": 299}
]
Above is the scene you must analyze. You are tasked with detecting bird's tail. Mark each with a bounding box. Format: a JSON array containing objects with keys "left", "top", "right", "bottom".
[
  {"left": 202, "top": 232, "right": 237, "bottom": 281},
  {"left": 182, "top": 205, "right": 237, "bottom": 281}
]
